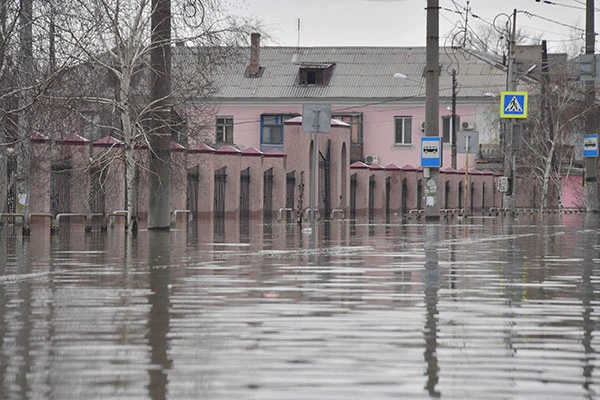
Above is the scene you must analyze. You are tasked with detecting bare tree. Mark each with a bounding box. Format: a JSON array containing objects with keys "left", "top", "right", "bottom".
[
  {"left": 45, "top": 0, "right": 258, "bottom": 231},
  {"left": 0, "top": 0, "right": 78, "bottom": 233},
  {"left": 1, "top": 0, "right": 48, "bottom": 223},
  {"left": 520, "top": 52, "right": 585, "bottom": 211},
  {"left": 0, "top": 0, "right": 15, "bottom": 219}
]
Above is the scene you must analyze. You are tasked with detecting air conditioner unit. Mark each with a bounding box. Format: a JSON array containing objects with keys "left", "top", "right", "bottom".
[
  {"left": 462, "top": 121, "right": 475, "bottom": 130},
  {"left": 420, "top": 121, "right": 426, "bottom": 131},
  {"left": 365, "top": 154, "right": 379, "bottom": 164}
]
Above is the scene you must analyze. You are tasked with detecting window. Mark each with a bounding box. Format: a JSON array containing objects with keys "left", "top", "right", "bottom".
[
  {"left": 394, "top": 116, "right": 412, "bottom": 145},
  {"left": 442, "top": 115, "right": 460, "bottom": 144},
  {"left": 300, "top": 68, "right": 322, "bottom": 85},
  {"left": 81, "top": 112, "right": 100, "bottom": 141},
  {"left": 297, "top": 63, "right": 335, "bottom": 86},
  {"left": 332, "top": 113, "right": 363, "bottom": 144},
  {"left": 261, "top": 114, "right": 296, "bottom": 145},
  {"left": 334, "top": 113, "right": 364, "bottom": 162},
  {"left": 216, "top": 116, "right": 233, "bottom": 144}
]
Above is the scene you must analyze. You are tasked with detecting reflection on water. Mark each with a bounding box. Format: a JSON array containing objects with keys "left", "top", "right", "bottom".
[
  {"left": 148, "top": 231, "right": 171, "bottom": 400},
  {"left": 0, "top": 214, "right": 599, "bottom": 399}
]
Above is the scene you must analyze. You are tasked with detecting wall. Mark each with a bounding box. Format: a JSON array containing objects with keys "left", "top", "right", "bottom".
[
  {"left": 284, "top": 118, "right": 351, "bottom": 220},
  {"left": 212, "top": 103, "right": 480, "bottom": 168}
]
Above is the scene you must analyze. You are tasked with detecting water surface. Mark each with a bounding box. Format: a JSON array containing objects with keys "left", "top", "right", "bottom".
[{"left": 0, "top": 214, "right": 598, "bottom": 399}]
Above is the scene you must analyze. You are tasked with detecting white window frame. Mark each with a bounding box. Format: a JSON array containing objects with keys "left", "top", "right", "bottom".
[
  {"left": 394, "top": 116, "right": 413, "bottom": 145},
  {"left": 216, "top": 116, "right": 234, "bottom": 144},
  {"left": 442, "top": 115, "right": 460, "bottom": 145}
]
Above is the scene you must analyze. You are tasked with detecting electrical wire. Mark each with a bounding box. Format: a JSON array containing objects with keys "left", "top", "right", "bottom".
[
  {"left": 521, "top": 10, "right": 585, "bottom": 33},
  {"left": 234, "top": 1, "right": 591, "bottom": 130},
  {"left": 533, "top": 0, "right": 586, "bottom": 11},
  {"left": 554, "top": 0, "right": 600, "bottom": 12}
]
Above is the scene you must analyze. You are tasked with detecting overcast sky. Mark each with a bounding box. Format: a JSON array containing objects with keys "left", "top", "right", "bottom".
[{"left": 227, "top": 0, "right": 593, "bottom": 54}]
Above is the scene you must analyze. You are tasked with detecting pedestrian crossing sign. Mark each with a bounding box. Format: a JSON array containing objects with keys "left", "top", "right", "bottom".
[{"left": 500, "top": 91, "right": 528, "bottom": 119}]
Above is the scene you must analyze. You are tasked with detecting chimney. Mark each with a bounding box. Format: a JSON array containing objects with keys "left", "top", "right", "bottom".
[{"left": 249, "top": 32, "right": 261, "bottom": 77}]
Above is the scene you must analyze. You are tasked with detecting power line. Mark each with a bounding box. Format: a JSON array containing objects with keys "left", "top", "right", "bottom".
[
  {"left": 521, "top": 10, "right": 586, "bottom": 33},
  {"left": 534, "top": 0, "right": 586, "bottom": 11},
  {"left": 554, "top": 0, "right": 600, "bottom": 12},
  {"left": 445, "top": 0, "right": 588, "bottom": 36}
]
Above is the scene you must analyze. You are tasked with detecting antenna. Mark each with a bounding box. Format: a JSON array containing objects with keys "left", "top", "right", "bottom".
[
  {"left": 297, "top": 18, "right": 301, "bottom": 48},
  {"left": 463, "top": 1, "right": 470, "bottom": 47}
]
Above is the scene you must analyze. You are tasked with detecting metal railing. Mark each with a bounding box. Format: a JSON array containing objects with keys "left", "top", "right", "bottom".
[
  {"left": 55, "top": 213, "right": 87, "bottom": 228},
  {"left": 330, "top": 209, "right": 345, "bottom": 220},
  {"left": 277, "top": 208, "right": 294, "bottom": 222},
  {"left": 304, "top": 208, "right": 321, "bottom": 222},
  {"left": 172, "top": 210, "right": 193, "bottom": 226}
]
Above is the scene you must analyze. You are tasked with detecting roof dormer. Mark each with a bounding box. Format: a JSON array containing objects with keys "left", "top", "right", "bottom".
[{"left": 297, "top": 62, "right": 335, "bottom": 86}]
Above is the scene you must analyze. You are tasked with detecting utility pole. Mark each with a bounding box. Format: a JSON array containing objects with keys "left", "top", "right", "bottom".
[
  {"left": 585, "top": 0, "right": 598, "bottom": 212},
  {"left": 424, "top": 0, "right": 440, "bottom": 219},
  {"left": 451, "top": 69, "right": 457, "bottom": 170},
  {"left": 504, "top": 9, "right": 518, "bottom": 216},
  {"left": 148, "top": 0, "right": 172, "bottom": 229}
]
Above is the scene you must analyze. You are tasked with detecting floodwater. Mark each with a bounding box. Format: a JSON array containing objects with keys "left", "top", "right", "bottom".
[{"left": 0, "top": 214, "right": 599, "bottom": 399}]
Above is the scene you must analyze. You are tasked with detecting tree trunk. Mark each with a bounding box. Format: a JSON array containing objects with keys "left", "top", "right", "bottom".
[
  {"left": 119, "top": 65, "right": 138, "bottom": 232},
  {"left": 122, "top": 115, "right": 137, "bottom": 231},
  {"left": 540, "top": 140, "right": 555, "bottom": 212},
  {"left": 0, "top": 123, "right": 6, "bottom": 215},
  {"left": 148, "top": 0, "right": 172, "bottom": 229},
  {"left": 125, "top": 146, "right": 137, "bottom": 231},
  {"left": 0, "top": 0, "right": 8, "bottom": 219},
  {"left": 16, "top": 0, "right": 33, "bottom": 223}
]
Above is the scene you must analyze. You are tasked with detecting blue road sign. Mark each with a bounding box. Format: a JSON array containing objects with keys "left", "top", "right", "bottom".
[
  {"left": 421, "top": 137, "right": 442, "bottom": 167},
  {"left": 583, "top": 134, "right": 599, "bottom": 157},
  {"left": 500, "top": 91, "right": 528, "bottom": 119}
]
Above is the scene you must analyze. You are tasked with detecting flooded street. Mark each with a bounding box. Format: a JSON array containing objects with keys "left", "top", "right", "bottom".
[{"left": 0, "top": 214, "right": 599, "bottom": 399}]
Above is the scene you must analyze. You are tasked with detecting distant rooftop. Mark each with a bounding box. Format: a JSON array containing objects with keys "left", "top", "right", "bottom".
[{"left": 208, "top": 46, "right": 507, "bottom": 101}]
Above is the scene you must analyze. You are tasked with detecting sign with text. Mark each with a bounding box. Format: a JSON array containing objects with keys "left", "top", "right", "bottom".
[
  {"left": 583, "top": 134, "right": 599, "bottom": 157},
  {"left": 421, "top": 137, "right": 442, "bottom": 167}
]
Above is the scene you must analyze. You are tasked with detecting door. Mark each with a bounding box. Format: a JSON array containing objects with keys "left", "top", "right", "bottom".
[
  {"left": 186, "top": 166, "right": 199, "bottom": 219},
  {"left": 350, "top": 173, "right": 357, "bottom": 220},
  {"left": 402, "top": 178, "right": 408, "bottom": 216},
  {"left": 240, "top": 167, "right": 250, "bottom": 220},
  {"left": 214, "top": 167, "right": 226, "bottom": 220},
  {"left": 51, "top": 163, "right": 71, "bottom": 216},
  {"left": 368, "top": 175, "right": 375, "bottom": 222},
  {"left": 385, "top": 176, "right": 391, "bottom": 223},
  {"left": 263, "top": 168, "right": 274, "bottom": 223}
]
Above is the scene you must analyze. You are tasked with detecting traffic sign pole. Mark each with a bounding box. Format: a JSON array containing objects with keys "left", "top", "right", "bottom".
[
  {"left": 302, "top": 104, "right": 331, "bottom": 226},
  {"left": 500, "top": 91, "right": 527, "bottom": 216}
]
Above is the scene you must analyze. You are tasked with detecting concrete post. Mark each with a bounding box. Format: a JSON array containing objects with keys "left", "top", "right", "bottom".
[
  {"left": 425, "top": 0, "right": 440, "bottom": 220},
  {"left": 585, "top": 0, "right": 598, "bottom": 212}
]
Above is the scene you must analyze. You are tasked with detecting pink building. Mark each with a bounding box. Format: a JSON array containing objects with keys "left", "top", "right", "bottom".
[
  {"left": 198, "top": 34, "right": 582, "bottom": 212},
  {"left": 206, "top": 35, "right": 501, "bottom": 170},
  {"left": 14, "top": 35, "right": 585, "bottom": 231}
]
